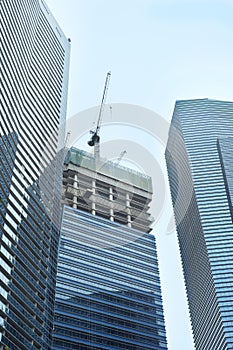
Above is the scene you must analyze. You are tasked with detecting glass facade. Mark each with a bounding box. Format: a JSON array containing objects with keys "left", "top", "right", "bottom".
[
  {"left": 53, "top": 206, "right": 167, "bottom": 350},
  {"left": 166, "top": 99, "right": 233, "bottom": 349},
  {"left": 0, "top": 1, "right": 70, "bottom": 349}
]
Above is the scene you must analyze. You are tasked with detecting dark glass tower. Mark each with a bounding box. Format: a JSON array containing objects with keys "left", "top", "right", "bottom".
[
  {"left": 0, "top": 1, "right": 70, "bottom": 349},
  {"left": 52, "top": 148, "right": 167, "bottom": 350},
  {"left": 166, "top": 99, "right": 233, "bottom": 349}
]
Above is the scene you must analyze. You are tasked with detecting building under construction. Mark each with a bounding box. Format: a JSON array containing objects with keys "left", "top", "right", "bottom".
[
  {"left": 52, "top": 147, "right": 167, "bottom": 350},
  {"left": 62, "top": 147, "right": 154, "bottom": 232}
]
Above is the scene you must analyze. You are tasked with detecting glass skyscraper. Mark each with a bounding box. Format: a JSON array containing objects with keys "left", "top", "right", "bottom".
[
  {"left": 166, "top": 99, "right": 233, "bottom": 349},
  {"left": 0, "top": 1, "right": 70, "bottom": 349},
  {"left": 52, "top": 148, "right": 167, "bottom": 349}
]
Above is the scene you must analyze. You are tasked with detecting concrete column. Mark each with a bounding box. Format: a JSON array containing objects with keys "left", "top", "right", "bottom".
[
  {"left": 109, "top": 186, "right": 114, "bottom": 221},
  {"left": 126, "top": 193, "right": 131, "bottom": 227},
  {"left": 92, "top": 179, "right": 96, "bottom": 215},
  {"left": 73, "top": 174, "right": 78, "bottom": 209},
  {"left": 109, "top": 186, "right": 113, "bottom": 200}
]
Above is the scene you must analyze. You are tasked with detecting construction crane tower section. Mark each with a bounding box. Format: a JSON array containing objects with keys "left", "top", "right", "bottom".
[{"left": 88, "top": 71, "right": 111, "bottom": 161}]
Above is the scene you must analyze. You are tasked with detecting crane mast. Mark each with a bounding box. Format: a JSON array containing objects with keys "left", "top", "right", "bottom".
[{"left": 88, "top": 71, "right": 111, "bottom": 162}]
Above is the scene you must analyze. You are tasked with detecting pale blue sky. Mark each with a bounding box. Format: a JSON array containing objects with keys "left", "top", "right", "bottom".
[
  {"left": 45, "top": 1, "right": 233, "bottom": 349},
  {"left": 47, "top": 0, "right": 233, "bottom": 119}
]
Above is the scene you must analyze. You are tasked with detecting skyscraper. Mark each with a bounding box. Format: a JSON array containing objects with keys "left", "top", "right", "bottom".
[
  {"left": 52, "top": 147, "right": 167, "bottom": 350},
  {"left": 0, "top": 1, "right": 70, "bottom": 349},
  {"left": 166, "top": 99, "right": 233, "bottom": 349}
]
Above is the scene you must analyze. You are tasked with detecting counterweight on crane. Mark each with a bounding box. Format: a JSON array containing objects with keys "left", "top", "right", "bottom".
[{"left": 87, "top": 71, "right": 111, "bottom": 161}]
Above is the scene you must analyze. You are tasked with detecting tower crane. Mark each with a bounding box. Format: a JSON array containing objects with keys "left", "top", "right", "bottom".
[
  {"left": 87, "top": 71, "right": 111, "bottom": 161},
  {"left": 65, "top": 131, "right": 71, "bottom": 148},
  {"left": 115, "top": 150, "right": 127, "bottom": 166}
]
